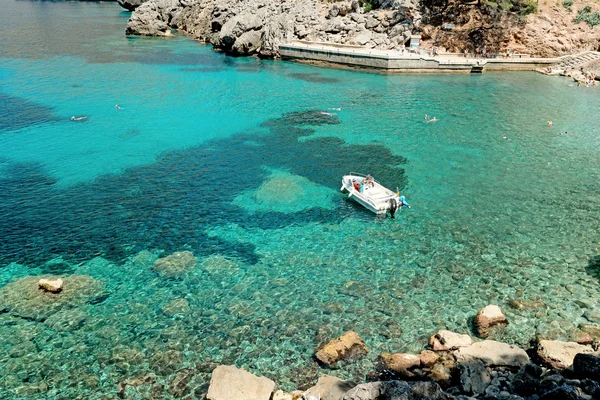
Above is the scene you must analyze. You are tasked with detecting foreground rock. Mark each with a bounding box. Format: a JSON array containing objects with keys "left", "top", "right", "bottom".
[
  {"left": 473, "top": 305, "right": 508, "bottom": 338},
  {"left": 343, "top": 380, "right": 455, "bottom": 400},
  {"left": 379, "top": 352, "right": 420, "bottom": 377},
  {"left": 455, "top": 340, "right": 529, "bottom": 367},
  {"left": 206, "top": 365, "right": 275, "bottom": 400},
  {"left": 304, "top": 375, "right": 355, "bottom": 400},
  {"left": 38, "top": 278, "right": 63, "bottom": 293},
  {"left": 152, "top": 251, "right": 197, "bottom": 277},
  {"left": 536, "top": 340, "right": 595, "bottom": 369},
  {"left": 0, "top": 275, "right": 105, "bottom": 321},
  {"left": 315, "top": 331, "right": 368, "bottom": 367},
  {"left": 429, "top": 330, "right": 474, "bottom": 351},
  {"left": 573, "top": 353, "right": 600, "bottom": 380}
]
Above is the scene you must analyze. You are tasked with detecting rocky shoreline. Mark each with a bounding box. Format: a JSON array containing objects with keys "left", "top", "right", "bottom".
[{"left": 111, "top": 299, "right": 600, "bottom": 399}]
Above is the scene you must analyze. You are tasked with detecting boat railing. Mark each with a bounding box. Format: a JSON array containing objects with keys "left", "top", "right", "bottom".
[{"left": 348, "top": 172, "right": 382, "bottom": 185}]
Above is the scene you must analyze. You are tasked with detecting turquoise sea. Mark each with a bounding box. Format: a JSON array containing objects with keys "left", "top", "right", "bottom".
[{"left": 1, "top": 0, "right": 600, "bottom": 397}]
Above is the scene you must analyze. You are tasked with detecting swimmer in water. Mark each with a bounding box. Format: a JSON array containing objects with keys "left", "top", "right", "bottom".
[
  {"left": 115, "top": 104, "right": 122, "bottom": 110},
  {"left": 319, "top": 111, "right": 334, "bottom": 116},
  {"left": 547, "top": 120, "right": 552, "bottom": 126},
  {"left": 329, "top": 107, "right": 343, "bottom": 111},
  {"left": 70, "top": 116, "right": 88, "bottom": 121},
  {"left": 426, "top": 117, "right": 437, "bottom": 123},
  {"left": 502, "top": 134, "right": 508, "bottom": 140},
  {"left": 424, "top": 114, "right": 429, "bottom": 121}
]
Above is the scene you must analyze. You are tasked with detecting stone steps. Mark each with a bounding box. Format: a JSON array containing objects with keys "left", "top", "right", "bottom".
[{"left": 556, "top": 51, "right": 600, "bottom": 69}]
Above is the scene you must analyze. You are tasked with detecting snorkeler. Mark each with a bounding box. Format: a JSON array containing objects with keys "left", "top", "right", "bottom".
[
  {"left": 70, "top": 116, "right": 88, "bottom": 121},
  {"left": 115, "top": 104, "right": 122, "bottom": 110}
]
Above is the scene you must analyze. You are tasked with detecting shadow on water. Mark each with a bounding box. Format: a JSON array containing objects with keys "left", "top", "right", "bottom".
[
  {"left": 287, "top": 73, "right": 341, "bottom": 84},
  {"left": 0, "top": 110, "right": 407, "bottom": 266},
  {"left": 586, "top": 256, "right": 600, "bottom": 280},
  {"left": 0, "top": 93, "right": 60, "bottom": 133}
]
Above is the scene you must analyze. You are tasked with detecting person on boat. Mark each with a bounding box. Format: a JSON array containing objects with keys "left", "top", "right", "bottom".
[
  {"left": 398, "top": 195, "right": 411, "bottom": 209},
  {"left": 364, "top": 174, "right": 374, "bottom": 189}
]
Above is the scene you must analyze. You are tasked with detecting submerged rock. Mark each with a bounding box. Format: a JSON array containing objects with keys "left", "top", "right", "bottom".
[
  {"left": 315, "top": 331, "right": 368, "bottom": 367},
  {"left": 161, "top": 298, "right": 190, "bottom": 316},
  {"left": 206, "top": 365, "right": 275, "bottom": 400},
  {"left": 473, "top": 305, "right": 509, "bottom": 338},
  {"left": 536, "top": 340, "right": 595, "bottom": 369},
  {"left": 0, "top": 275, "right": 105, "bottom": 321},
  {"left": 38, "top": 278, "right": 63, "bottom": 293},
  {"left": 152, "top": 251, "right": 197, "bottom": 277},
  {"left": 200, "top": 255, "right": 240, "bottom": 275}
]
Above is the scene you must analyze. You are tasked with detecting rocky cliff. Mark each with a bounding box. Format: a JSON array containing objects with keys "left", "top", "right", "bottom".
[{"left": 123, "top": 0, "right": 600, "bottom": 58}]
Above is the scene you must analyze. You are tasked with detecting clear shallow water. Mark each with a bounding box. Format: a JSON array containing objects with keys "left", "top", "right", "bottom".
[{"left": 1, "top": 0, "right": 600, "bottom": 397}]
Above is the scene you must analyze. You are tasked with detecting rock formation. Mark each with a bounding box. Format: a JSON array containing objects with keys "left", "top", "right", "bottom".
[
  {"left": 429, "top": 330, "right": 473, "bottom": 351},
  {"left": 152, "top": 250, "right": 197, "bottom": 277},
  {"left": 38, "top": 278, "right": 63, "bottom": 293},
  {"left": 536, "top": 340, "right": 595, "bottom": 369},
  {"left": 315, "top": 331, "right": 368, "bottom": 367},
  {"left": 473, "top": 304, "right": 508, "bottom": 338},
  {"left": 123, "top": 0, "right": 600, "bottom": 59},
  {"left": 117, "top": 0, "right": 147, "bottom": 11},
  {"left": 206, "top": 365, "right": 276, "bottom": 400},
  {"left": 0, "top": 275, "right": 106, "bottom": 321}
]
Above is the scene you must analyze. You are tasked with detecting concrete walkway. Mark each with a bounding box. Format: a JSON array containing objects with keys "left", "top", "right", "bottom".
[{"left": 279, "top": 41, "right": 560, "bottom": 73}]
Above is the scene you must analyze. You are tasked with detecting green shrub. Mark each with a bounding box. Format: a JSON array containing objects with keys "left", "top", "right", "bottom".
[
  {"left": 573, "top": 6, "right": 600, "bottom": 27},
  {"left": 359, "top": 0, "right": 378, "bottom": 12},
  {"left": 562, "top": 0, "right": 573, "bottom": 12}
]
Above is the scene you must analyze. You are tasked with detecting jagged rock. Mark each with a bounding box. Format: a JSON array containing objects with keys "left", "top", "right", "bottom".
[
  {"left": 429, "top": 330, "right": 474, "bottom": 351},
  {"left": 0, "top": 275, "right": 105, "bottom": 321},
  {"left": 539, "top": 384, "right": 579, "bottom": 400},
  {"left": 152, "top": 251, "right": 197, "bottom": 277},
  {"left": 315, "top": 331, "right": 368, "bottom": 367},
  {"left": 349, "top": 30, "right": 372, "bottom": 46},
  {"left": 343, "top": 380, "right": 454, "bottom": 400},
  {"left": 536, "top": 340, "right": 594, "bottom": 369},
  {"left": 126, "top": 0, "right": 173, "bottom": 36},
  {"left": 379, "top": 352, "right": 420, "bottom": 377},
  {"left": 117, "top": 0, "right": 148, "bottom": 12},
  {"left": 38, "top": 278, "right": 63, "bottom": 293},
  {"left": 455, "top": 340, "right": 529, "bottom": 367},
  {"left": 473, "top": 305, "right": 509, "bottom": 338},
  {"left": 573, "top": 353, "right": 600, "bottom": 380},
  {"left": 459, "top": 359, "right": 490, "bottom": 395},
  {"left": 231, "top": 30, "right": 262, "bottom": 55},
  {"left": 418, "top": 350, "right": 440, "bottom": 367},
  {"left": 219, "top": 12, "right": 264, "bottom": 49},
  {"left": 273, "top": 390, "right": 304, "bottom": 400},
  {"left": 261, "top": 15, "right": 291, "bottom": 58},
  {"left": 512, "top": 363, "right": 542, "bottom": 396},
  {"left": 206, "top": 365, "right": 275, "bottom": 400},
  {"left": 304, "top": 375, "right": 355, "bottom": 400}
]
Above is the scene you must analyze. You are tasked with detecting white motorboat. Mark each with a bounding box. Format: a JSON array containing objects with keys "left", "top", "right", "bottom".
[{"left": 340, "top": 173, "right": 404, "bottom": 217}]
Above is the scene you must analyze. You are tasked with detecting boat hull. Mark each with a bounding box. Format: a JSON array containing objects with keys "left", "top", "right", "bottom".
[{"left": 340, "top": 174, "right": 397, "bottom": 215}]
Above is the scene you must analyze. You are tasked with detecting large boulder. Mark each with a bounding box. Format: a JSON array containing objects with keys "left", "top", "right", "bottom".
[
  {"left": 117, "top": 0, "right": 148, "bottom": 12},
  {"left": 218, "top": 12, "right": 264, "bottom": 51},
  {"left": 379, "top": 352, "right": 420, "bottom": 377},
  {"left": 429, "top": 330, "right": 474, "bottom": 351},
  {"left": 304, "top": 375, "right": 355, "bottom": 400},
  {"left": 126, "top": 1, "right": 173, "bottom": 37},
  {"left": 231, "top": 30, "right": 262, "bottom": 56},
  {"left": 473, "top": 305, "right": 508, "bottom": 338},
  {"left": 455, "top": 340, "right": 529, "bottom": 367},
  {"left": 206, "top": 365, "right": 275, "bottom": 400},
  {"left": 152, "top": 251, "right": 197, "bottom": 277},
  {"left": 38, "top": 278, "right": 63, "bottom": 293},
  {"left": 536, "top": 340, "right": 595, "bottom": 369},
  {"left": 0, "top": 275, "right": 106, "bottom": 321},
  {"left": 511, "top": 363, "right": 543, "bottom": 397},
  {"left": 315, "top": 331, "right": 368, "bottom": 367},
  {"left": 573, "top": 353, "right": 600, "bottom": 380},
  {"left": 343, "top": 380, "right": 454, "bottom": 400}
]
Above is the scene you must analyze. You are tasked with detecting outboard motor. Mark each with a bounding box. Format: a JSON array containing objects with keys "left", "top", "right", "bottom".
[{"left": 389, "top": 197, "right": 399, "bottom": 219}]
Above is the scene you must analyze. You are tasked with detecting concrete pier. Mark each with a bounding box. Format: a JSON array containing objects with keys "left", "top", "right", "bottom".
[{"left": 279, "top": 41, "right": 560, "bottom": 73}]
